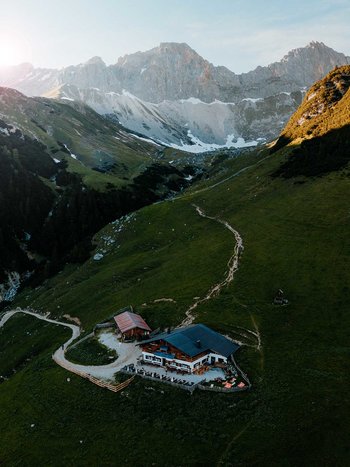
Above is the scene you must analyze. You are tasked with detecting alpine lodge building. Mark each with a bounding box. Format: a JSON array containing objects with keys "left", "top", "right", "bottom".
[{"left": 138, "top": 324, "right": 240, "bottom": 374}]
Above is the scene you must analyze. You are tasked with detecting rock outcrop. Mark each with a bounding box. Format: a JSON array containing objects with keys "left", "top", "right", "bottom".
[{"left": 272, "top": 65, "right": 350, "bottom": 177}]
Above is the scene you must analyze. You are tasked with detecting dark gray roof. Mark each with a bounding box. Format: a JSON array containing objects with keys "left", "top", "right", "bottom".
[{"left": 140, "top": 324, "right": 239, "bottom": 358}]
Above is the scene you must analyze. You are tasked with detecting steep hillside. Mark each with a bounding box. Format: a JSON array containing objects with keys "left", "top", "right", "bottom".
[
  {"left": 0, "top": 87, "right": 164, "bottom": 182},
  {"left": 272, "top": 65, "right": 350, "bottom": 176},
  {"left": 3, "top": 144, "right": 349, "bottom": 465},
  {"left": 0, "top": 88, "right": 195, "bottom": 303},
  {"left": 0, "top": 123, "right": 54, "bottom": 293}
]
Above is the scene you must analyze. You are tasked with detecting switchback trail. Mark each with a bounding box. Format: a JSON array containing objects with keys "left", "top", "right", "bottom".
[{"left": 180, "top": 204, "right": 244, "bottom": 327}]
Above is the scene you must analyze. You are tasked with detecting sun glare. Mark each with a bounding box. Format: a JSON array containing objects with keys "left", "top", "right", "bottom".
[
  {"left": 0, "top": 34, "right": 31, "bottom": 67},
  {"left": 0, "top": 43, "right": 21, "bottom": 67}
]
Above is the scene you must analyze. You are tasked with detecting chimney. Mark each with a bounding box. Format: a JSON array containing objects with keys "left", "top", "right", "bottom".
[{"left": 196, "top": 340, "right": 201, "bottom": 348}]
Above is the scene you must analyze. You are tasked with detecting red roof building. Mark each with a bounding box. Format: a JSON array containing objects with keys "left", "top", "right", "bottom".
[{"left": 114, "top": 311, "right": 151, "bottom": 340}]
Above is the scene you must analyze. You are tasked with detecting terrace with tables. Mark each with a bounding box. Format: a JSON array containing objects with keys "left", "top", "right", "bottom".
[{"left": 121, "top": 357, "right": 247, "bottom": 391}]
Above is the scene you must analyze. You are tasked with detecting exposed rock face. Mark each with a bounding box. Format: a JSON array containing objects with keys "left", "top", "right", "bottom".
[
  {"left": 49, "top": 84, "right": 302, "bottom": 145},
  {"left": 272, "top": 65, "right": 350, "bottom": 177},
  {"left": 110, "top": 42, "right": 241, "bottom": 103},
  {"left": 2, "top": 41, "right": 347, "bottom": 102},
  {"left": 0, "top": 41, "right": 348, "bottom": 150},
  {"left": 274, "top": 65, "right": 350, "bottom": 145},
  {"left": 239, "top": 41, "right": 350, "bottom": 98}
]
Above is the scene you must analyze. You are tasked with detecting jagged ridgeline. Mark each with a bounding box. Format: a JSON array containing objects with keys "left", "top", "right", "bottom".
[
  {"left": 0, "top": 88, "right": 195, "bottom": 296},
  {"left": 0, "top": 41, "right": 349, "bottom": 148},
  {"left": 272, "top": 65, "right": 350, "bottom": 177}
]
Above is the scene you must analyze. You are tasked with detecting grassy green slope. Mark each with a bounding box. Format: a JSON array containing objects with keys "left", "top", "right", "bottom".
[
  {"left": 0, "top": 314, "right": 70, "bottom": 380},
  {"left": 1, "top": 148, "right": 350, "bottom": 465},
  {"left": 18, "top": 200, "right": 233, "bottom": 329}
]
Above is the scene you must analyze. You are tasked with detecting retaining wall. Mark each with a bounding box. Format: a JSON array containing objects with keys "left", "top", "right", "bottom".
[{"left": 119, "top": 370, "right": 199, "bottom": 393}]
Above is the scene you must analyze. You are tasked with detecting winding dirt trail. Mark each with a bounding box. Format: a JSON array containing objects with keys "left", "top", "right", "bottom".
[
  {"left": 179, "top": 205, "right": 263, "bottom": 356},
  {"left": 0, "top": 308, "right": 140, "bottom": 383},
  {"left": 0, "top": 308, "right": 80, "bottom": 343},
  {"left": 180, "top": 204, "right": 244, "bottom": 327}
]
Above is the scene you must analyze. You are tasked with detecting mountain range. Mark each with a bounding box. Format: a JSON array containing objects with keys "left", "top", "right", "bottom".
[{"left": 0, "top": 41, "right": 349, "bottom": 150}]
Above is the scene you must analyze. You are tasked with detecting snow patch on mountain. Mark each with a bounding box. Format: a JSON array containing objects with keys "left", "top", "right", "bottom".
[
  {"left": 129, "top": 133, "right": 163, "bottom": 147},
  {"left": 162, "top": 130, "right": 258, "bottom": 154},
  {"left": 242, "top": 97, "right": 263, "bottom": 103},
  {"left": 63, "top": 144, "right": 78, "bottom": 160},
  {"left": 179, "top": 97, "right": 236, "bottom": 106}
]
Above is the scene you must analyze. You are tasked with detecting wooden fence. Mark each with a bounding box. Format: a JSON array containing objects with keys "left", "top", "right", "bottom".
[{"left": 53, "top": 356, "right": 134, "bottom": 393}]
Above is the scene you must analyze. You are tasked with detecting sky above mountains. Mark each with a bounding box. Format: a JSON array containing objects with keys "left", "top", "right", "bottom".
[{"left": 0, "top": 0, "right": 349, "bottom": 72}]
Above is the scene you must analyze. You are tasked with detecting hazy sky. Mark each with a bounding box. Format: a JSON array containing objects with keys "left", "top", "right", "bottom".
[{"left": 0, "top": 0, "right": 349, "bottom": 72}]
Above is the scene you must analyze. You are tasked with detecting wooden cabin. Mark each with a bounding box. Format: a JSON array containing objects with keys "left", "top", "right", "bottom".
[{"left": 114, "top": 311, "right": 151, "bottom": 340}]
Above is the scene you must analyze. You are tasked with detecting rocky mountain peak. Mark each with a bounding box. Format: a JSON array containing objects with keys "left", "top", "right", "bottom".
[
  {"left": 281, "top": 40, "right": 349, "bottom": 63},
  {"left": 238, "top": 41, "right": 350, "bottom": 99},
  {"left": 308, "top": 40, "right": 326, "bottom": 48},
  {"left": 158, "top": 42, "right": 196, "bottom": 54},
  {"left": 116, "top": 42, "right": 204, "bottom": 68},
  {"left": 83, "top": 56, "right": 106, "bottom": 66}
]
